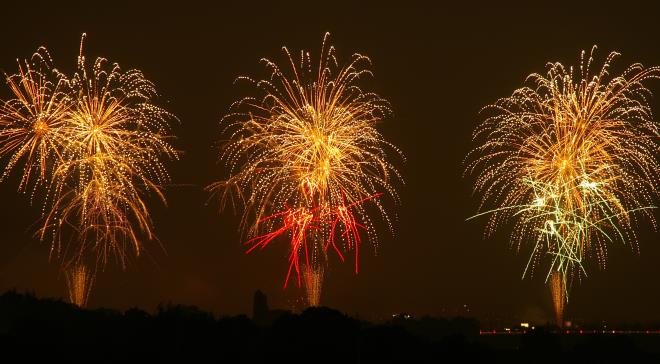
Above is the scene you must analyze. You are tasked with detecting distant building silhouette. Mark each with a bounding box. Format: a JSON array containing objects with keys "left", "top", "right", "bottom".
[
  {"left": 252, "top": 289, "right": 289, "bottom": 325},
  {"left": 253, "top": 289, "right": 268, "bottom": 322}
]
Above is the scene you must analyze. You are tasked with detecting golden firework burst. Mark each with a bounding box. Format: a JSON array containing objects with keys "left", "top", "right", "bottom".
[
  {"left": 41, "top": 35, "right": 178, "bottom": 268},
  {"left": 210, "top": 33, "right": 403, "bottom": 292},
  {"left": 467, "top": 47, "right": 659, "bottom": 301},
  {"left": 0, "top": 48, "right": 71, "bottom": 193},
  {"left": 0, "top": 35, "right": 178, "bottom": 269}
]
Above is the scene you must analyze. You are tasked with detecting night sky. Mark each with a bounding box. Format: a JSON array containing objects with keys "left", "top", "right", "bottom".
[{"left": 0, "top": 1, "right": 658, "bottom": 324}]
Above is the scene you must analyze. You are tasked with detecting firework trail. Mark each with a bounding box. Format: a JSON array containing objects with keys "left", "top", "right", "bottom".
[
  {"left": 65, "top": 263, "right": 94, "bottom": 308},
  {"left": 467, "top": 47, "right": 659, "bottom": 308},
  {"left": 303, "top": 266, "right": 323, "bottom": 307},
  {"left": 550, "top": 271, "right": 565, "bottom": 327},
  {"left": 210, "top": 33, "right": 403, "bottom": 302}
]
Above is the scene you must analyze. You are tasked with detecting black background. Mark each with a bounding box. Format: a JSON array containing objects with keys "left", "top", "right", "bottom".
[{"left": 0, "top": 1, "right": 658, "bottom": 324}]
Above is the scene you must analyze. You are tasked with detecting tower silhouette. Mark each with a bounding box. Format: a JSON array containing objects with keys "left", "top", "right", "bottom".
[{"left": 253, "top": 289, "right": 268, "bottom": 322}]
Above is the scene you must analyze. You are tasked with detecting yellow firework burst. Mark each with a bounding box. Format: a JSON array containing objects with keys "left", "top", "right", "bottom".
[
  {"left": 0, "top": 48, "right": 70, "bottom": 193},
  {"left": 0, "top": 35, "right": 178, "bottom": 269},
  {"left": 40, "top": 36, "right": 178, "bottom": 268},
  {"left": 210, "top": 33, "right": 402, "bottom": 289},
  {"left": 467, "top": 47, "right": 659, "bottom": 301}
]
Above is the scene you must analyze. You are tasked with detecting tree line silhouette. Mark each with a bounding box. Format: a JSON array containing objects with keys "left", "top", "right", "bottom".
[{"left": 0, "top": 290, "right": 657, "bottom": 363}]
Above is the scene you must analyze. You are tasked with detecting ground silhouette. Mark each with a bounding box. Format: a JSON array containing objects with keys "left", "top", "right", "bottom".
[{"left": 0, "top": 290, "right": 657, "bottom": 363}]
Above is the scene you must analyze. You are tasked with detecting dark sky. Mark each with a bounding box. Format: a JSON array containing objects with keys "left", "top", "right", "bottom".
[{"left": 0, "top": 1, "right": 658, "bottom": 324}]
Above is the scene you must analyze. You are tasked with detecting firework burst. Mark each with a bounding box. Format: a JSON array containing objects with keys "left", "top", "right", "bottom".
[
  {"left": 0, "top": 48, "right": 70, "bottom": 194},
  {"left": 42, "top": 35, "right": 178, "bottom": 268},
  {"left": 0, "top": 35, "right": 178, "bottom": 270},
  {"left": 210, "top": 33, "right": 403, "bottom": 297},
  {"left": 467, "top": 47, "right": 659, "bottom": 305}
]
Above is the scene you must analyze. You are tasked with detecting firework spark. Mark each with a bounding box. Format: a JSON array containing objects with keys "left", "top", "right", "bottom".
[
  {"left": 467, "top": 47, "right": 659, "bottom": 304},
  {"left": 210, "top": 33, "right": 402, "bottom": 298}
]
